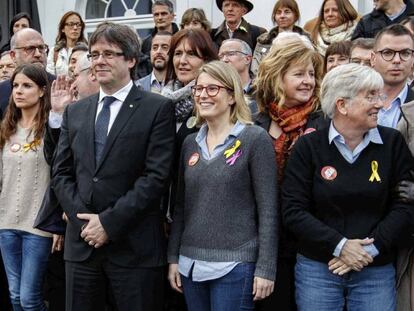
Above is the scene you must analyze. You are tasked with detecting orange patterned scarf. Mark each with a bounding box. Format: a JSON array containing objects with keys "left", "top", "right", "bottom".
[{"left": 268, "top": 98, "right": 314, "bottom": 183}]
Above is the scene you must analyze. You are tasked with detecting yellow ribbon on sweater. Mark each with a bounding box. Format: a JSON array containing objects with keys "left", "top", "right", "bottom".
[
  {"left": 22, "top": 139, "right": 40, "bottom": 152},
  {"left": 224, "top": 140, "right": 241, "bottom": 159},
  {"left": 369, "top": 160, "right": 381, "bottom": 182}
]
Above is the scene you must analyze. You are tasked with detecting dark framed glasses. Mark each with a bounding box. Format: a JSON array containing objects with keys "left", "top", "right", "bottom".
[{"left": 191, "top": 84, "right": 232, "bottom": 97}]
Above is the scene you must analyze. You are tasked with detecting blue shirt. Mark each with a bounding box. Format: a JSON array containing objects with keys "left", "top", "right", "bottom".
[
  {"left": 179, "top": 121, "right": 246, "bottom": 282},
  {"left": 328, "top": 122, "right": 381, "bottom": 258},
  {"left": 377, "top": 85, "right": 408, "bottom": 128}
]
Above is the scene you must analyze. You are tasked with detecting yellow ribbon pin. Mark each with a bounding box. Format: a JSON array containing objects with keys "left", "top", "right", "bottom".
[
  {"left": 369, "top": 160, "right": 381, "bottom": 182},
  {"left": 22, "top": 139, "right": 41, "bottom": 153},
  {"left": 224, "top": 140, "right": 241, "bottom": 159}
]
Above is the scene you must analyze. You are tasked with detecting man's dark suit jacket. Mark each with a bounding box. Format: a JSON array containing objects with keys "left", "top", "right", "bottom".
[
  {"left": 52, "top": 84, "right": 175, "bottom": 267},
  {"left": 0, "top": 72, "right": 56, "bottom": 118}
]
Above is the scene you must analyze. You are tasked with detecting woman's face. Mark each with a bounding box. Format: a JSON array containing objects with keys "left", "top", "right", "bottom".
[
  {"left": 341, "top": 89, "right": 384, "bottom": 131},
  {"left": 62, "top": 14, "right": 82, "bottom": 42},
  {"left": 194, "top": 72, "right": 234, "bottom": 122},
  {"left": 326, "top": 53, "right": 349, "bottom": 72},
  {"left": 173, "top": 39, "right": 205, "bottom": 85},
  {"left": 13, "top": 17, "right": 30, "bottom": 34},
  {"left": 183, "top": 20, "right": 204, "bottom": 30},
  {"left": 282, "top": 60, "right": 316, "bottom": 108},
  {"left": 274, "top": 6, "right": 296, "bottom": 31},
  {"left": 12, "top": 73, "right": 44, "bottom": 110},
  {"left": 323, "top": 0, "right": 342, "bottom": 28}
]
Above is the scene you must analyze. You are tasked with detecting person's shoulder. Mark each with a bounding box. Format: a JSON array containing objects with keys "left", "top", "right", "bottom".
[
  {"left": 377, "top": 125, "right": 403, "bottom": 138},
  {"left": 242, "top": 124, "right": 271, "bottom": 144},
  {"left": 0, "top": 79, "right": 10, "bottom": 92}
]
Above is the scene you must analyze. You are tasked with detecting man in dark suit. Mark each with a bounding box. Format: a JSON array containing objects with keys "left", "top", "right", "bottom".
[
  {"left": 0, "top": 28, "right": 53, "bottom": 118},
  {"left": 51, "top": 22, "right": 175, "bottom": 311}
]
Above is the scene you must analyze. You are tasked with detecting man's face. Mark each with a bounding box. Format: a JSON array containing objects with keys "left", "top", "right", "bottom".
[
  {"left": 150, "top": 34, "right": 171, "bottom": 71},
  {"left": 90, "top": 39, "right": 135, "bottom": 93},
  {"left": 371, "top": 34, "right": 414, "bottom": 87},
  {"left": 152, "top": 5, "right": 174, "bottom": 31},
  {"left": 0, "top": 53, "right": 16, "bottom": 81},
  {"left": 68, "top": 50, "right": 87, "bottom": 78},
  {"left": 72, "top": 62, "right": 98, "bottom": 100},
  {"left": 11, "top": 29, "right": 47, "bottom": 67},
  {"left": 350, "top": 47, "right": 372, "bottom": 66},
  {"left": 222, "top": 0, "right": 247, "bottom": 25},
  {"left": 218, "top": 41, "right": 251, "bottom": 75}
]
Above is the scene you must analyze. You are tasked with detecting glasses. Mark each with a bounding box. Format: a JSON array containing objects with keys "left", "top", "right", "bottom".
[
  {"left": 72, "top": 67, "right": 90, "bottom": 80},
  {"left": 375, "top": 49, "right": 414, "bottom": 61},
  {"left": 350, "top": 58, "right": 371, "bottom": 66},
  {"left": 218, "top": 50, "right": 248, "bottom": 59},
  {"left": 14, "top": 44, "right": 49, "bottom": 55},
  {"left": 87, "top": 51, "right": 124, "bottom": 61},
  {"left": 65, "top": 22, "right": 82, "bottom": 28},
  {"left": 191, "top": 84, "right": 232, "bottom": 97},
  {"left": 365, "top": 94, "right": 387, "bottom": 103}
]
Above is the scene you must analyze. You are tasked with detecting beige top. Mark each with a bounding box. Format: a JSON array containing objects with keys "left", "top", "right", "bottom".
[{"left": 0, "top": 125, "right": 51, "bottom": 237}]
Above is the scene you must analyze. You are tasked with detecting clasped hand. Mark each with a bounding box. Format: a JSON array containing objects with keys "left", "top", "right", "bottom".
[
  {"left": 78, "top": 213, "right": 109, "bottom": 248},
  {"left": 328, "top": 238, "right": 374, "bottom": 275}
]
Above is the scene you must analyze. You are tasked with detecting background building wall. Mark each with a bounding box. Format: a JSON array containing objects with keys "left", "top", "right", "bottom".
[{"left": 37, "top": 0, "right": 373, "bottom": 47}]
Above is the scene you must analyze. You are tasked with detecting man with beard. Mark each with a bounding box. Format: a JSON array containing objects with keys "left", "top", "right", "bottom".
[
  {"left": 371, "top": 24, "right": 414, "bottom": 128},
  {"left": 352, "top": 0, "right": 414, "bottom": 39},
  {"left": 138, "top": 31, "right": 171, "bottom": 93}
]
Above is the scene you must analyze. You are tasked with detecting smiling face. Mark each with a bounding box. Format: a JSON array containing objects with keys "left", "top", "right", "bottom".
[
  {"left": 62, "top": 14, "right": 82, "bottom": 43},
  {"left": 173, "top": 38, "right": 205, "bottom": 85},
  {"left": 371, "top": 34, "right": 414, "bottom": 87},
  {"left": 274, "top": 6, "right": 297, "bottom": 31},
  {"left": 194, "top": 72, "right": 234, "bottom": 122},
  {"left": 323, "top": 0, "right": 342, "bottom": 28},
  {"left": 12, "top": 73, "right": 44, "bottom": 111},
  {"left": 282, "top": 60, "right": 316, "bottom": 107},
  {"left": 90, "top": 39, "right": 135, "bottom": 93}
]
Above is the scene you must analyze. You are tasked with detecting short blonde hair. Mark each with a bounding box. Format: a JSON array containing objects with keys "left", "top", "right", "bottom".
[
  {"left": 254, "top": 40, "right": 323, "bottom": 112},
  {"left": 194, "top": 61, "right": 252, "bottom": 126}
]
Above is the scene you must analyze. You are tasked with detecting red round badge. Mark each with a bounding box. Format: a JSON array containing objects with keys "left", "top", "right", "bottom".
[
  {"left": 321, "top": 166, "right": 337, "bottom": 181},
  {"left": 188, "top": 153, "right": 200, "bottom": 166},
  {"left": 304, "top": 128, "right": 316, "bottom": 135}
]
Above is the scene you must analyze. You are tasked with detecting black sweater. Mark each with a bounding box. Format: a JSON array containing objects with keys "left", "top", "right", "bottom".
[{"left": 282, "top": 125, "right": 414, "bottom": 266}]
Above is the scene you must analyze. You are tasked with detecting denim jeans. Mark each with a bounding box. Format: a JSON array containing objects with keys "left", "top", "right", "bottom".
[
  {"left": 0, "top": 229, "right": 51, "bottom": 311},
  {"left": 181, "top": 262, "right": 255, "bottom": 311},
  {"left": 295, "top": 254, "right": 396, "bottom": 311}
]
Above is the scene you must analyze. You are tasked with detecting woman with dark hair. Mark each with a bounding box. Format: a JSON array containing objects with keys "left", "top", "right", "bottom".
[
  {"left": 324, "top": 40, "right": 351, "bottom": 73},
  {"left": 0, "top": 12, "right": 32, "bottom": 54},
  {"left": 254, "top": 39, "right": 327, "bottom": 311},
  {"left": 180, "top": 8, "right": 211, "bottom": 32},
  {"left": 0, "top": 64, "right": 57, "bottom": 311},
  {"left": 46, "top": 11, "right": 87, "bottom": 75},
  {"left": 304, "top": 0, "right": 358, "bottom": 56},
  {"left": 252, "top": 0, "right": 308, "bottom": 75}
]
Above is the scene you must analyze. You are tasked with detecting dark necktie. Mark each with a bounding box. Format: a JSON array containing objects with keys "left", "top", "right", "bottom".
[{"left": 95, "top": 96, "right": 116, "bottom": 164}]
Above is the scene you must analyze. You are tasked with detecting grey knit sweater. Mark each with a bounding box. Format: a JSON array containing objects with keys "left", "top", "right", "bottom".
[{"left": 168, "top": 125, "right": 279, "bottom": 281}]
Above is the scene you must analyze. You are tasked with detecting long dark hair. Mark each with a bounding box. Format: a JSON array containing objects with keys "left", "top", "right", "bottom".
[
  {"left": 0, "top": 64, "right": 50, "bottom": 148},
  {"left": 9, "top": 12, "right": 32, "bottom": 36},
  {"left": 54, "top": 11, "right": 87, "bottom": 52},
  {"left": 165, "top": 29, "right": 218, "bottom": 84}
]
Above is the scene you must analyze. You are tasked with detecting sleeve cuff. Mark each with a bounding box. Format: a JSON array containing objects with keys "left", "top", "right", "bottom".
[
  {"left": 48, "top": 111, "right": 63, "bottom": 128},
  {"left": 333, "top": 237, "right": 347, "bottom": 257}
]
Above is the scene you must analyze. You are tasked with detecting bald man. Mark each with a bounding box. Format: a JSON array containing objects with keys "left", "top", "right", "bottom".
[{"left": 0, "top": 28, "right": 54, "bottom": 118}]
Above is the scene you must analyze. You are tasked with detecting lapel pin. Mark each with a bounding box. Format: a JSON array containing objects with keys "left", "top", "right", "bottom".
[
  {"left": 188, "top": 153, "right": 200, "bottom": 166},
  {"left": 321, "top": 166, "right": 337, "bottom": 181},
  {"left": 10, "top": 143, "right": 21, "bottom": 153},
  {"left": 186, "top": 116, "right": 197, "bottom": 129},
  {"left": 129, "top": 104, "right": 133, "bottom": 108}
]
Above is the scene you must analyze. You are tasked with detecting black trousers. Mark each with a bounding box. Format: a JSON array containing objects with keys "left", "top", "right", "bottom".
[{"left": 65, "top": 250, "right": 164, "bottom": 311}]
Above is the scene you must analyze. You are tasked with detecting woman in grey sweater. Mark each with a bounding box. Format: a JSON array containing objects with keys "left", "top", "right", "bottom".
[{"left": 167, "top": 61, "right": 278, "bottom": 310}]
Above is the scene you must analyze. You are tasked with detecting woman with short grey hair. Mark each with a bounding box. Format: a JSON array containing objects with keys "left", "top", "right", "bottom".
[{"left": 282, "top": 63, "right": 414, "bottom": 311}]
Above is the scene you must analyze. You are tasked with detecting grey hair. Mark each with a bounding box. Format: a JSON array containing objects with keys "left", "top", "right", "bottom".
[
  {"left": 10, "top": 28, "right": 43, "bottom": 50},
  {"left": 76, "top": 53, "right": 91, "bottom": 72},
  {"left": 152, "top": 0, "right": 174, "bottom": 13},
  {"left": 0, "top": 50, "right": 11, "bottom": 58},
  {"left": 321, "top": 63, "right": 384, "bottom": 119},
  {"left": 272, "top": 32, "right": 314, "bottom": 50},
  {"left": 221, "top": 38, "right": 252, "bottom": 56}
]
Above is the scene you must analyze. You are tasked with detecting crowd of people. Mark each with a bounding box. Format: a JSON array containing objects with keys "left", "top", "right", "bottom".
[{"left": 0, "top": 0, "right": 413, "bottom": 310}]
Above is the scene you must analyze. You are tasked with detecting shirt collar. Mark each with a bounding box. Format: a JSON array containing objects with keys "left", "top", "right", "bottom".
[
  {"left": 328, "top": 121, "right": 383, "bottom": 145},
  {"left": 196, "top": 121, "right": 245, "bottom": 145},
  {"left": 98, "top": 80, "right": 133, "bottom": 103},
  {"left": 394, "top": 83, "right": 409, "bottom": 106},
  {"left": 226, "top": 19, "right": 243, "bottom": 34}
]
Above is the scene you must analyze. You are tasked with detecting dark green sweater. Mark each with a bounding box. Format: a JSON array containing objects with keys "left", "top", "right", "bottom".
[{"left": 282, "top": 125, "right": 414, "bottom": 266}]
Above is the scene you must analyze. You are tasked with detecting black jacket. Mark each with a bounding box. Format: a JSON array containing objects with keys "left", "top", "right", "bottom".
[
  {"left": 141, "top": 23, "right": 179, "bottom": 56},
  {"left": 352, "top": 0, "right": 414, "bottom": 39}
]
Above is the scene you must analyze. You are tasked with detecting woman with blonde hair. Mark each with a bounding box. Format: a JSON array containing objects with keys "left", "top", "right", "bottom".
[
  {"left": 168, "top": 61, "right": 278, "bottom": 310},
  {"left": 304, "top": 0, "right": 358, "bottom": 56},
  {"left": 254, "top": 40, "right": 327, "bottom": 311}
]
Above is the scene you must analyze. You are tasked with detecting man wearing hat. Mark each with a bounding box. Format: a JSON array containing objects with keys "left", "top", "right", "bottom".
[{"left": 211, "top": 0, "right": 266, "bottom": 51}]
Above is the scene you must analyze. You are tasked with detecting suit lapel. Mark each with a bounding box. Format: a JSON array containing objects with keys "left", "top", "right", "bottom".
[
  {"left": 87, "top": 94, "right": 99, "bottom": 171},
  {"left": 95, "top": 85, "right": 142, "bottom": 172}
]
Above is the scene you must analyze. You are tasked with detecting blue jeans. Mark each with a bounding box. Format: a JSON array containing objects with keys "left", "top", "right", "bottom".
[
  {"left": 0, "top": 229, "right": 52, "bottom": 311},
  {"left": 295, "top": 254, "right": 396, "bottom": 311},
  {"left": 181, "top": 262, "right": 255, "bottom": 311}
]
